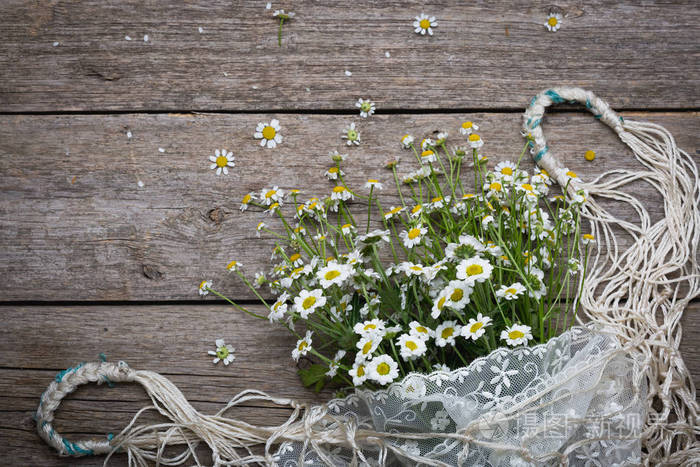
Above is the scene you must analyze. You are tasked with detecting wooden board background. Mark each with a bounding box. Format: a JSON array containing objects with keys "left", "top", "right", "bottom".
[{"left": 0, "top": 1, "right": 698, "bottom": 466}]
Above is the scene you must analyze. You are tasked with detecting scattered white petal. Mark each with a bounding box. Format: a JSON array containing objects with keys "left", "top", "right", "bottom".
[
  {"left": 198, "top": 26, "right": 204, "bottom": 33},
  {"left": 143, "top": 34, "right": 149, "bottom": 42},
  {"left": 158, "top": 147, "right": 165, "bottom": 153},
  {"left": 126, "top": 130, "right": 133, "bottom": 139},
  {"left": 252, "top": 85, "right": 258, "bottom": 89},
  {"left": 223, "top": 71, "right": 229, "bottom": 77},
  {"left": 137, "top": 180, "right": 144, "bottom": 188},
  {"left": 305, "top": 87, "right": 310, "bottom": 92},
  {"left": 266, "top": 2, "right": 271, "bottom": 8},
  {"left": 52, "top": 41, "right": 59, "bottom": 47},
  {"left": 125, "top": 35, "right": 132, "bottom": 41},
  {"left": 385, "top": 51, "right": 390, "bottom": 58},
  {"left": 345, "top": 70, "right": 352, "bottom": 76}
]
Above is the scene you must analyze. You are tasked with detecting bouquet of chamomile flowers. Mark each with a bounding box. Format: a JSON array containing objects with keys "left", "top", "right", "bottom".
[{"left": 201, "top": 124, "right": 591, "bottom": 392}]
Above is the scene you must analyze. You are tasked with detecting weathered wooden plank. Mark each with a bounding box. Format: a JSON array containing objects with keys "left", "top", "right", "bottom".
[
  {"left": 0, "top": 112, "right": 697, "bottom": 301},
  {"left": 0, "top": 303, "right": 698, "bottom": 466},
  {"left": 0, "top": 1, "right": 698, "bottom": 111}
]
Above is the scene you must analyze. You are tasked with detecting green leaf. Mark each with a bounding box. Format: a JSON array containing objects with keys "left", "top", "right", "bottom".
[{"left": 298, "top": 364, "right": 327, "bottom": 389}]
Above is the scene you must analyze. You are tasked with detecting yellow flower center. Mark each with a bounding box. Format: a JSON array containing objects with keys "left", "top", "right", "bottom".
[
  {"left": 437, "top": 296, "right": 446, "bottom": 310},
  {"left": 215, "top": 155, "right": 228, "bottom": 167},
  {"left": 521, "top": 183, "right": 533, "bottom": 192},
  {"left": 584, "top": 150, "right": 596, "bottom": 161},
  {"left": 265, "top": 189, "right": 277, "bottom": 199},
  {"left": 289, "top": 253, "right": 301, "bottom": 262},
  {"left": 262, "top": 126, "right": 276, "bottom": 140},
  {"left": 566, "top": 170, "right": 578, "bottom": 178},
  {"left": 461, "top": 121, "right": 473, "bottom": 129},
  {"left": 501, "top": 167, "right": 513, "bottom": 176},
  {"left": 357, "top": 365, "right": 365, "bottom": 377},
  {"left": 368, "top": 179, "right": 378, "bottom": 183},
  {"left": 450, "top": 288, "right": 464, "bottom": 302},
  {"left": 441, "top": 327, "right": 454, "bottom": 339},
  {"left": 421, "top": 150, "right": 434, "bottom": 158},
  {"left": 408, "top": 228, "right": 421, "bottom": 239},
  {"left": 584, "top": 233, "right": 594, "bottom": 240},
  {"left": 541, "top": 169, "right": 550, "bottom": 176},
  {"left": 406, "top": 340, "right": 418, "bottom": 351},
  {"left": 466, "top": 264, "right": 483, "bottom": 276},
  {"left": 411, "top": 205, "right": 422, "bottom": 214},
  {"left": 333, "top": 186, "right": 346, "bottom": 193},
  {"left": 269, "top": 202, "right": 279, "bottom": 210},
  {"left": 342, "top": 223, "right": 352, "bottom": 230},
  {"left": 410, "top": 265, "right": 423, "bottom": 272},
  {"left": 402, "top": 134, "right": 410, "bottom": 142},
  {"left": 508, "top": 330, "right": 525, "bottom": 339},
  {"left": 324, "top": 270, "right": 341, "bottom": 280},
  {"left": 226, "top": 261, "right": 237, "bottom": 270},
  {"left": 302, "top": 296, "right": 316, "bottom": 309},
  {"left": 548, "top": 17, "right": 558, "bottom": 27},
  {"left": 242, "top": 194, "right": 251, "bottom": 204},
  {"left": 199, "top": 280, "right": 208, "bottom": 290},
  {"left": 489, "top": 182, "right": 502, "bottom": 192},
  {"left": 419, "top": 18, "right": 431, "bottom": 29},
  {"left": 328, "top": 167, "right": 338, "bottom": 174},
  {"left": 416, "top": 326, "right": 428, "bottom": 334},
  {"left": 364, "top": 323, "right": 377, "bottom": 330},
  {"left": 362, "top": 341, "right": 374, "bottom": 354},
  {"left": 505, "top": 287, "right": 517, "bottom": 295},
  {"left": 216, "top": 346, "right": 229, "bottom": 359},
  {"left": 468, "top": 134, "right": 481, "bottom": 142},
  {"left": 470, "top": 322, "right": 484, "bottom": 333},
  {"left": 298, "top": 341, "right": 308, "bottom": 351},
  {"left": 377, "top": 362, "right": 391, "bottom": 375}
]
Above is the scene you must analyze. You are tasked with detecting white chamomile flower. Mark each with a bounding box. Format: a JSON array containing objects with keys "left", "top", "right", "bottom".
[
  {"left": 456, "top": 257, "right": 493, "bottom": 284},
  {"left": 254, "top": 119, "right": 283, "bottom": 148},
  {"left": 208, "top": 149, "right": 235, "bottom": 175},
  {"left": 421, "top": 149, "right": 437, "bottom": 163},
  {"left": 582, "top": 233, "right": 595, "bottom": 245},
  {"left": 354, "top": 319, "right": 387, "bottom": 338},
  {"left": 340, "top": 223, "right": 356, "bottom": 235},
  {"left": 501, "top": 324, "right": 533, "bottom": 346},
  {"left": 431, "top": 288, "right": 449, "bottom": 319},
  {"left": 208, "top": 338, "right": 235, "bottom": 365},
  {"left": 568, "top": 258, "right": 581, "bottom": 272},
  {"left": 365, "top": 179, "right": 384, "bottom": 190},
  {"left": 329, "top": 150, "right": 348, "bottom": 162},
  {"left": 384, "top": 205, "right": 406, "bottom": 221},
  {"left": 482, "top": 214, "right": 494, "bottom": 228},
  {"left": 413, "top": 13, "right": 437, "bottom": 36},
  {"left": 342, "top": 122, "right": 361, "bottom": 146},
  {"left": 397, "top": 334, "right": 427, "bottom": 361},
  {"left": 367, "top": 354, "right": 399, "bottom": 385},
  {"left": 356, "top": 336, "right": 381, "bottom": 360},
  {"left": 292, "top": 331, "right": 313, "bottom": 362},
  {"left": 421, "top": 138, "right": 435, "bottom": 150},
  {"left": 293, "top": 289, "right": 326, "bottom": 318},
  {"left": 462, "top": 313, "right": 492, "bottom": 340},
  {"left": 226, "top": 260, "right": 241, "bottom": 272},
  {"left": 356, "top": 98, "right": 376, "bottom": 118},
  {"left": 436, "top": 131, "right": 448, "bottom": 144},
  {"left": 400, "top": 224, "right": 427, "bottom": 248},
  {"left": 545, "top": 13, "right": 562, "bottom": 32},
  {"left": 496, "top": 282, "right": 526, "bottom": 301},
  {"left": 325, "top": 166, "right": 344, "bottom": 180},
  {"left": 409, "top": 321, "right": 434, "bottom": 340},
  {"left": 287, "top": 252, "right": 303, "bottom": 267},
  {"left": 326, "top": 350, "right": 346, "bottom": 377},
  {"left": 444, "top": 280, "right": 473, "bottom": 310},
  {"left": 317, "top": 261, "right": 352, "bottom": 288},
  {"left": 240, "top": 193, "right": 255, "bottom": 211},
  {"left": 401, "top": 134, "right": 414, "bottom": 148},
  {"left": 435, "top": 321, "right": 461, "bottom": 347},
  {"left": 494, "top": 161, "right": 517, "bottom": 181},
  {"left": 459, "top": 121, "right": 479, "bottom": 135},
  {"left": 467, "top": 133, "right": 484, "bottom": 149},
  {"left": 273, "top": 9, "right": 294, "bottom": 19},
  {"left": 198, "top": 280, "right": 212, "bottom": 296},
  {"left": 260, "top": 186, "right": 284, "bottom": 205},
  {"left": 349, "top": 359, "right": 368, "bottom": 386},
  {"left": 331, "top": 185, "right": 354, "bottom": 201},
  {"left": 256, "top": 221, "right": 266, "bottom": 237},
  {"left": 358, "top": 229, "right": 391, "bottom": 244},
  {"left": 268, "top": 293, "right": 289, "bottom": 322}
]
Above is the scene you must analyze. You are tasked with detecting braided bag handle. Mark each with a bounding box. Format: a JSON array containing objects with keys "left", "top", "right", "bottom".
[
  {"left": 522, "top": 87, "right": 625, "bottom": 189},
  {"left": 35, "top": 361, "right": 136, "bottom": 456}
]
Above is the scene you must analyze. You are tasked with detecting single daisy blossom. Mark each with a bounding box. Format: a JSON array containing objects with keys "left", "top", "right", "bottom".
[
  {"left": 365, "top": 179, "right": 384, "bottom": 190},
  {"left": 501, "top": 324, "right": 533, "bottom": 346},
  {"left": 456, "top": 257, "right": 493, "bottom": 284},
  {"left": 356, "top": 98, "right": 376, "bottom": 118},
  {"left": 400, "top": 224, "right": 427, "bottom": 248},
  {"left": 260, "top": 186, "right": 284, "bottom": 205},
  {"left": 444, "top": 280, "right": 473, "bottom": 310},
  {"left": 317, "top": 262, "right": 352, "bottom": 288},
  {"left": 209, "top": 149, "right": 235, "bottom": 175},
  {"left": 435, "top": 321, "right": 461, "bottom": 347},
  {"left": 292, "top": 331, "right": 313, "bottom": 362},
  {"left": 413, "top": 13, "right": 437, "bottom": 36},
  {"left": 353, "top": 319, "right": 387, "bottom": 338},
  {"left": 462, "top": 313, "right": 492, "bottom": 340},
  {"left": 240, "top": 193, "right": 255, "bottom": 211},
  {"left": 496, "top": 282, "right": 527, "bottom": 301},
  {"left": 342, "top": 122, "right": 361, "bottom": 146},
  {"left": 367, "top": 354, "right": 399, "bottom": 385},
  {"left": 401, "top": 134, "right": 415, "bottom": 148},
  {"left": 409, "top": 321, "right": 434, "bottom": 340},
  {"left": 331, "top": 185, "right": 354, "bottom": 201},
  {"left": 198, "top": 280, "right": 212, "bottom": 296},
  {"left": 326, "top": 350, "right": 346, "bottom": 377},
  {"left": 325, "top": 166, "right": 344, "bottom": 180},
  {"left": 226, "top": 260, "right": 241, "bottom": 272},
  {"left": 459, "top": 121, "right": 478, "bottom": 135},
  {"left": 467, "top": 133, "right": 484, "bottom": 149},
  {"left": 254, "top": 119, "right": 283, "bottom": 148},
  {"left": 397, "top": 334, "right": 427, "bottom": 360},
  {"left": 356, "top": 336, "right": 381, "bottom": 360},
  {"left": 208, "top": 339, "right": 235, "bottom": 365},
  {"left": 293, "top": 289, "right": 326, "bottom": 318},
  {"left": 545, "top": 13, "right": 562, "bottom": 32},
  {"left": 349, "top": 360, "right": 368, "bottom": 386}
]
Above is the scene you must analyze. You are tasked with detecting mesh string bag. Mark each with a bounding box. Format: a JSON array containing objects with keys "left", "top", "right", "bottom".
[{"left": 35, "top": 88, "right": 699, "bottom": 466}]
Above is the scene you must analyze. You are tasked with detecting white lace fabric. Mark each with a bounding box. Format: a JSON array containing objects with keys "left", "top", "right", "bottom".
[{"left": 274, "top": 326, "right": 645, "bottom": 466}]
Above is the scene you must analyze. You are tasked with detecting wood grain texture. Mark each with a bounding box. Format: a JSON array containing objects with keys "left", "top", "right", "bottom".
[
  {"left": 1, "top": 111, "right": 697, "bottom": 301},
  {"left": 0, "top": 1, "right": 698, "bottom": 112},
  {"left": 0, "top": 303, "right": 698, "bottom": 467}
]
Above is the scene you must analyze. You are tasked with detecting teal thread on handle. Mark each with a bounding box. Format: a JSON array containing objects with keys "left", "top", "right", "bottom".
[
  {"left": 545, "top": 89, "right": 564, "bottom": 103},
  {"left": 530, "top": 118, "right": 542, "bottom": 129},
  {"left": 62, "top": 438, "right": 94, "bottom": 456},
  {"left": 534, "top": 146, "right": 549, "bottom": 162},
  {"left": 55, "top": 363, "right": 84, "bottom": 382}
]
